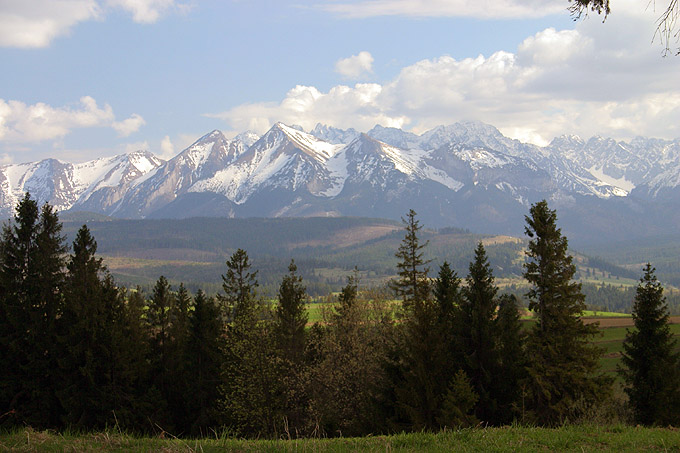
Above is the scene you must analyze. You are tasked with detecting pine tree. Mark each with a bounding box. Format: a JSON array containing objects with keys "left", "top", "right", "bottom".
[
  {"left": 431, "top": 261, "right": 462, "bottom": 417},
  {"left": 390, "top": 209, "right": 441, "bottom": 430},
  {"left": 494, "top": 294, "right": 526, "bottom": 424},
  {"left": 146, "top": 275, "right": 175, "bottom": 430},
  {"left": 460, "top": 242, "right": 501, "bottom": 424},
  {"left": 184, "top": 290, "right": 225, "bottom": 435},
  {"left": 274, "top": 259, "right": 308, "bottom": 363},
  {"left": 219, "top": 249, "right": 281, "bottom": 437},
  {"left": 0, "top": 194, "right": 67, "bottom": 428},
  {"left": 219, "top": 248, "right": 259, "bottom": 323},
  {"left": 57, "top": 225, "right": 112, "bottom": 429},
  {"left": 619, "top": 263, "right": 680, "bottom": 425},
  {"left": 309, "top": 277, "right": 392, "bottom": 437},
  {"left": 523, "top": 200, "right": 610, "bottom": 425},
  {"left": 273, "top": 260, "right": 309, "bottom": 433},
  {"left": 391, "top": 209, "right": 431, "bottom": 311}
]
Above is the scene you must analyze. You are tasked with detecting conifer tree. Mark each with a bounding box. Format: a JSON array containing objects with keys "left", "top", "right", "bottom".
[
  {"left": 431, "top": 261, "right": 462, "bottom": 417},
  {"left": 184, "top": 290, "right": 224, "bottom": 435},
  {"left": 219, "top": 249, "right": 280, "bottom": 437},
  {"left": 619, "top": 263, "right": 680, "bottom": 425},
  {"left": 390, "top": 210, "right": 441, "bottom": 430},
  {"left": 274, "top": 259, "right": 308, "bottom": 363},
  {"left": 146, "top": 275, "right": 175, "bottom": 430},
  {"left": 220, "top": 248, "right": 259, "bottom": 322},
  {"left": 460, "top": 242, "right": 501, "bottom": 424},
  {"left": 310, "top": 277, "right": 392, "bottom": 436},
  {"left": 494, "top": 294, "right": 526, "bottom": 424},
  {"left": 391, "top": 209, "right": 431, "bottom": 310},
  {"left": 273, "top": 260, "right": 309, "bottom": 432},
  {"left": 523, "top": 200, "right": 610, "bottom": 425},
  {"left": 57, "top": 225, "right": 112, "bottom": 429},
  {"left": 0, "top": 194, "right": 67, "bottom": 428}
]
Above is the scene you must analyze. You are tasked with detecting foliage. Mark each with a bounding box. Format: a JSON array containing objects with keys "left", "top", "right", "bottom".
[
  {"left": 523, "top": 200, "right": 611, "bottom": 425},
  {"left": 460, "top": 242, "right": 501, "bottom": 424},
  {"left": 619, "top": 263, "right": 680, "bottom": 425}
]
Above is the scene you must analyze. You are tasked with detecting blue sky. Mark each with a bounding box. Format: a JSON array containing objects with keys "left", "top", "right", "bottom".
[{"left": 1, "top": 0, "right": 679, "bottom": 163}]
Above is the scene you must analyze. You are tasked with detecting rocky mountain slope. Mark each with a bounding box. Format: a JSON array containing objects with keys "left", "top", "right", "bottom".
[{"left": 2, "top": 120, "right": 679, "bottom": 243}]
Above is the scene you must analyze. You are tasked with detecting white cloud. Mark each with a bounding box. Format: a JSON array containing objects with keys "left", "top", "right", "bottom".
[
  {"left": 0, "top": 0, "right": 188, "bottom": 48},
  {"left": 160, "top": 135, "right": 175, "bottom": 159},
  {"left": 0, "top": 96, "right": 147, "bottom": 143},
  {"left": 124, "top": 140, "right": 149, "bottom": 153},
  {"left": 112, "top": 113, "right": 146, "bottom": 136},
  {"left": 209, "top": 5, "right": 680, "bottom": 144},
  {"left": 335, "top": 51, "right": 374, "bottom": 79},
  {"left": 105, "top": 0, "right": 189, "bottom": 24},
  {"left": 0, "top": 0, "right": 100, "bottom": 48},
  {"left": 318, "top": 0, "right": 566, "bottom": 19}
]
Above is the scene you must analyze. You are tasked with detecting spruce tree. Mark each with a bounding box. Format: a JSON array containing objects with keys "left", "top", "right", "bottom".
[
  {"left": 310, "top": 277, "right": 392, "bottom": 437},
  {"left": 219, "top": 249, "right": 280, "bottom": 437},
  {"left": 460, "top": 242, "right": 501, "bottom": 424},
  {"left": 619, "top": 263, "right": 680, "bottom": 425},
  {"left": 391, "top": 209, "right": 431, "bottom": 310},
  {"left": 57, "top": 225, "right": 112, "bottom": 429},
  {"left": 494, "top": 294, "right": 526, "bottom": 424},
  {"left": 184, "top": 290, "right": 225, "bottom": 435},
  {"left": 431, "top": 261, "right": 462, "bottom": 420},
  {"left": 523, "top": 200, "right": 610, "bottom": 425},
  {"left": 219, "top": 248, "right": 259, "bottom": 322},
  {"left": 146, "top": 275, "right": 175, "bottom": 430},
  {"left": 274, "top": 259, "right": 308, "bottom": 363},
  {"left": 0, "top": 194, "right": 67, "bottom": 428},
  {"left": 390, "top": 210, "right": 441, "bottom": 430}
]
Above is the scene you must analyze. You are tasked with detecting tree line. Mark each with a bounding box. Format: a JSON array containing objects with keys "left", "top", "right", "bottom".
[{"left": 1, "top": 193, "right": 679, "bottom": 437}]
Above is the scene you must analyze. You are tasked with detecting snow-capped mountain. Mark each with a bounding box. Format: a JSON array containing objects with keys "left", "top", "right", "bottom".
[
  {"left": 0, "top": 151, "right": 163, "bottom": 217},
  {"left": 2, "top": 120, "right": 679, "bottom": 242}
]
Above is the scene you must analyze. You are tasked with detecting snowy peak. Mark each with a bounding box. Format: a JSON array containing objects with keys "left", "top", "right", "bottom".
[{"left": 310, "top": 123, "right": 360, "bottom": 144}]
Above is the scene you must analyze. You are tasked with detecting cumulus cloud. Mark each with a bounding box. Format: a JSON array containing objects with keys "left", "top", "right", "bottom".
[
  {"left": 335, "top": 51, "right": 374, "bottom": 79},
  {"left": 0, "top": 96, "right": 145, "bottom": 143},
  {"left": 159, "top": 135, "right": 175, "bottom": 159},
  {"left": 0, "top": 0, "right": 187, "bottom": 48},
  {"left": 318, "top": 0, "right": 566, "bottom": 19},
  {"left": 112, "top": 113, "right": 146, "bottom": 136},
  {"left": 106, "top": 0, "right": 190, "bottom": 24},
  {"left": 209, "top": 2, "right": 680, "bottom": 144},
  {"left": 0, "top": 0, "right": 100, "bottom": 48}
]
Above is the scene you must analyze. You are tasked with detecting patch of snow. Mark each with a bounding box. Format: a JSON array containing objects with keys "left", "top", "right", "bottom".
[{"left": 587, "top": 165, "right": 634, "bottom": 193}]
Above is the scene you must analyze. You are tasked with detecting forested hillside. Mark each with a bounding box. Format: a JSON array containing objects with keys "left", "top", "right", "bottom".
[{"left": 3, "top": 194, "right": 680, "bottom": 437}]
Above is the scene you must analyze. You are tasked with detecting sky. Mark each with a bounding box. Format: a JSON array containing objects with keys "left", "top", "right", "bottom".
[{"left": 1, "top": 0, "right": 679, "bottom": 164}]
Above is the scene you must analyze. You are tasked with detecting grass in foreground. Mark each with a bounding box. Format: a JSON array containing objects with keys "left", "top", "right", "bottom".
[{"left": 2, "top": 425, "right": 680, "bottom": 452}]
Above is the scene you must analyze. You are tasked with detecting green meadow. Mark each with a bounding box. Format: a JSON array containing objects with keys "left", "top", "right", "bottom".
[{"left": 3, "top": 424, "right": 680, "bottom": 452}]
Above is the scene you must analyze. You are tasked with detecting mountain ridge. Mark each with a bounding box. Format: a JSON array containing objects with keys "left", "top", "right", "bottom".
[{"left": 2, "top": 120, "right": 679, "bottom": 244}]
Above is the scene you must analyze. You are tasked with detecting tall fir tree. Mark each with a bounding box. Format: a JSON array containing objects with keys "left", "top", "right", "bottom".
[
  {"left": 146, "top": 275, "right": 176, "bottom": 430},
  {"left": 219, "top": 249, "right": 281, "bottom": 437},
  {"left": 184, "top": 290, "right": 225, "bottom": 435},
  {"left": 391, "top": 209, "right": 431, "bottom": 311},
  {"left": 0, "top": 194, "right": 67, "bottom": 428},
  {"left": 619, "top": 263, "right": 680, "bottom": 425},
  {"left": 57, "top": 225, "right": 114, "bottom": 429},
  {"left": 494, "top": 294, "right": 526, "bottom": 424},
  {"left": 273, "top": 260, "right": 309, "bottom": 432},
  {"left": 523, "top": 200, "right": 610, "bottom": 425},
  {"left": 460, "top": 242, "right": 501, "bottom": 424},
  {"left": 274, "top": 259, "right": 308, "bottom": 363},
  {"left": 389, "top": 210, "right": 442, "bottom": 430}
]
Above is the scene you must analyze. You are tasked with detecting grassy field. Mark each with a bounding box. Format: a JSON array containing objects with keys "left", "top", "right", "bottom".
[{"left": 2, "top": 425, "right": 680, "bottom": 452}]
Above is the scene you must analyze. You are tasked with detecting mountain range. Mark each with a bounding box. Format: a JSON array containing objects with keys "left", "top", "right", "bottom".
[{"left": 2, "top": 121, "right": 680, "bottom": 245}]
